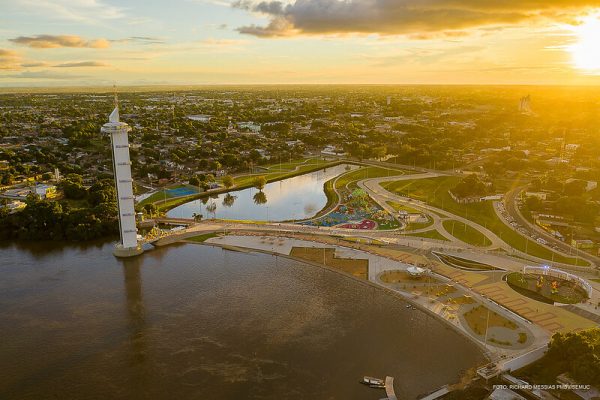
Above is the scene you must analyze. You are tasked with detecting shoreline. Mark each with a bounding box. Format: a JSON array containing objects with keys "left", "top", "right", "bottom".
[{"left": 179, "top": 233, "right": 498, "bottom": 360}]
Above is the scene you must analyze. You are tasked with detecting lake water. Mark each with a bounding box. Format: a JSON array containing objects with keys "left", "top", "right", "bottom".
[
  {"left": 0, "top": 241, "right": 485, "bottom": 400},
  {"left": 166, "top": 164, "right": 358, "bottom": 221}
]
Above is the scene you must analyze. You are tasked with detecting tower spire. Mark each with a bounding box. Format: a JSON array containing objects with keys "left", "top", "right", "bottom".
[
  {"left": 109, "top": 84, "right": 120, "bottom": 123},
  {"left": 113, "top": 84, "right": 118, "bottom": 109}
]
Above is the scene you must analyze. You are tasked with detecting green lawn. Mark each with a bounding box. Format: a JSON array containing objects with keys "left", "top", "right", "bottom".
[
  {"left": 387, "top": 201, "right": 421, "bottom": 213},
  {"left": 263, "top": 157, "right": 331, "bottom": 172},
  {"left": 443, "top": 219, "right": 492, "bottom": 247},
  {"left": 186, "top": 233, "right": 219, "bottom": 242},
  {"left": 381, "top": 176, "right": 589, "bottom": 266},
  {"left": 138, "top": 184, "right": 197, "bottom": 206},
  {"left": 334, "top": 166, "right": 407, "bottom": 191},
  {"left": 233, "top": 160, "right": 342, "bottom": 187},
  {"left": 404, "top": 229, "right": 449, "bottom": 241}
]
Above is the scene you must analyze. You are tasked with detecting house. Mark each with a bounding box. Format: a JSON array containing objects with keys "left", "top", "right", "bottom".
[
  {"left": 571, "top": 239, "right": 594, "bottom": 249},
  {"left": 35, "top": 184, "right": 57, "bottom": 199}
]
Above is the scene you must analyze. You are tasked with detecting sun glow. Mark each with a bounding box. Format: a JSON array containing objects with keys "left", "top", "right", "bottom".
[{"left": 567, "top": 13, "right": 600, "bottom": 74}]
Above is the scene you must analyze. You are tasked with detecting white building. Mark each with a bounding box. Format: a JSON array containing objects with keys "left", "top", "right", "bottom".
[{"left": 101, "top": 101, "right": 143, "bottom": 257}]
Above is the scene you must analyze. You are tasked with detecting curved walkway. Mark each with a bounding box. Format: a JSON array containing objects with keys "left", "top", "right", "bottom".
[
  {"left": 357, "top": 175, "right": 504, "bottom": 249},
  {"left": 357, "top": 175, "right": 596, "bottom": 270}
]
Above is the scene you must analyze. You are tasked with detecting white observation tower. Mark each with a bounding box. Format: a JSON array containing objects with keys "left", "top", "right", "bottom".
[{"left": 101, "top": 94, "right": 143, "bottom": 257}]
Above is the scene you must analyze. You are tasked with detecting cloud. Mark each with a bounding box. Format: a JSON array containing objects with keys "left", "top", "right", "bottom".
[
  {"left": 111, "top": 36, "right": 166, "bottom": 45},
  {"left": 7, "top": 70, "right": 86, "bottom": 80},
  {"left": 9, "top": 35, "right": 110, "bottom": 49},
  {"left": 0, "top": 49, "right": 22, "bottom": 70},
  {"left": 233, "top": 0, "right": 600, "bottom": 37},
  {"left": 53, "top": 61, "right": 109, "bottom": 68},
  {"left": 15, "top": 0, "right": 125, "bottom": 23},
  {"left": 21, "top": 61, "right": 51, "bottom": 67},
  {"left": 198, "top": 38, "right": 249, "bottom": 46}
]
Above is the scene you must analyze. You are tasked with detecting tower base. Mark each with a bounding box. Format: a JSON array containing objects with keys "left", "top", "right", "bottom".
[{"left": 113, "top": 243, "right": 144, "bottom": 258}]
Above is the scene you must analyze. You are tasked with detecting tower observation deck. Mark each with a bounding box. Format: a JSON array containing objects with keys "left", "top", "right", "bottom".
[{"left": 101, "top": 103, "right": 143, "bottom": 257}]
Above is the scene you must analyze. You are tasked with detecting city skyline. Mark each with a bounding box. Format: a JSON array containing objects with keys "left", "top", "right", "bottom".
[{"left": 1, "top": 1, "right": 600, "bottom": 87}]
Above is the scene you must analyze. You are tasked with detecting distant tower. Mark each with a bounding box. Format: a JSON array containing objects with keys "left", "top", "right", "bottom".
[
  {"left": 101, "top": 93, "right": 143, "bottom": 257},
  {"left": 386, "top": 96, "right": 391, "bottom": 106},
  {"left": 518, "top": 95, "right": 531, "bottom": 114}
]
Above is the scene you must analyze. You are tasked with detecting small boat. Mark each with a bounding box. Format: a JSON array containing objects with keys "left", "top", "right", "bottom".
[{"left": 360, "top": 376, "right": 385, "bottom": 388}]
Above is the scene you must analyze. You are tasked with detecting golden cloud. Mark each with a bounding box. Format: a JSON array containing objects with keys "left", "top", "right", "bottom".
[
  {"left": 9, "top": 35, "right": 110, "bottom": 49},
  {"left": 0, "top": 49, "right": 22, "bottom": 70},
  {"left": 234, "top": 0, "right": 600, "bottom": 37}
]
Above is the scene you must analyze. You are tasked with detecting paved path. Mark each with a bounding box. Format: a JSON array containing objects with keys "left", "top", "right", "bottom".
[
  {"left": 357, "top": 175, "right": 597, "bottom": 271},
  {"left": 358, "top": 175, "right": 506, "bottom": 249}
]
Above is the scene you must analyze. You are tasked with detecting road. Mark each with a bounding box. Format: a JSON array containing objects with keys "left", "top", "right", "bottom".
[{"left": 503, "top": 186, "right": 600, "bottom": 266}]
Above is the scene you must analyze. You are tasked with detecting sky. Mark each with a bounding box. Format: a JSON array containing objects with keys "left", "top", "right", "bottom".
[{"left": 1, "top": 0, "right": 600, "bottom": 87}]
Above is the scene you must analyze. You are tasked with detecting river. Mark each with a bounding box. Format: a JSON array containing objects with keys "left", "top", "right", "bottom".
[{"left": 0, "top": 241, "right": 485, "bottom": 399}]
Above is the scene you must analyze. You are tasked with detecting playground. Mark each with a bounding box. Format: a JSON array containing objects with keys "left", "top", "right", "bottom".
[
  {"left": 303, "top": 188, "right": 399, "bottom": 230},
  {"left": 506, "top": 271, "right": 589, "bottom": 304}
]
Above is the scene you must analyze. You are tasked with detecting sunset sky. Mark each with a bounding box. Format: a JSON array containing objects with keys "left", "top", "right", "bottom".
[{"left": 1, "top": 0, "right": 600, "bottom": 86}]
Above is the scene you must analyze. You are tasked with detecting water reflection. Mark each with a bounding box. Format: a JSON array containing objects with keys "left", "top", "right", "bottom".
[
  {"left": 222, "top": 193, "right": 236, "bottom": 208},
  {"left": 167, "top": 164, "right": 358, "bottom": 221},
  {"left": 253, "top": 191, "right": 267, "bottom": 205},
  {"left": 122, "top": 258, "right": 146, "bottom": 367}
]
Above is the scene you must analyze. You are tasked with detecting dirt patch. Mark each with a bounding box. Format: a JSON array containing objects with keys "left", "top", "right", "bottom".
[
  {"left": 289, "top": 247, "right": 368, "bottom": 280},
  {"left": 463, "top": 304, "right": 517, "bottom": 336}
]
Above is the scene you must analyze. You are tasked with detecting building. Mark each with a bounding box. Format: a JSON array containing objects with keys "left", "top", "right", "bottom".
[
  {"left": 571, "top": 239, "right": 594, "bottom": 249},
  {"left": 101, "top": 99, "right": 143, "bottom": 258},
  {"left": 34, "top": 184, "right": 57, "bottom": 199}
]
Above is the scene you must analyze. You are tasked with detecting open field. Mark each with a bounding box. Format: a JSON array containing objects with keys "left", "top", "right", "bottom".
[
  {"left": 464, "top": 304, "right": 517, "bottom": 336},
  {"left": 404, "top": 229, "right": 449, "bottom": 241},
  {"left": 443, "top": 220, "right": 492, "bottom": 247},
  {"left": 186, "top": 232, "right": 220, "bottom": 242},
  {"left": 381, "top": 176, "right": 589, "bottom": 266},
  {"left": 289, "top": 247, "right": 368, "bottom": 279}
]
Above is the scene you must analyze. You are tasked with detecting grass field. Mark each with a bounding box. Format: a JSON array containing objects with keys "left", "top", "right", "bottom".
[
  {"left": 464, "top": 304, "right": 517, "bottom": 336},
  {"left": 381, "top": 176, "right": 589, "bottom": 266},
  {"left": 443, "top": 220, "right": 492, "bottom": 247},
  {"left": 138, "top": 184, "right": 196, "bottom": 206},
  {"left": 186, "top": 233, "right": 219, "bottom": 242},
  {"left": 233, "top": 159, "right": 342, "bottom": 187},
  {"left": 404, "top": 229, "right": 449, "bottom": 241},
  {"left": 334, "top": 166, "right": 407, "bottom": 191}
]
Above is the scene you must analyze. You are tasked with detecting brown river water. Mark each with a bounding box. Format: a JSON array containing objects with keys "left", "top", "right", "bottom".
[{"left": 0, "top": 241, "right": 485, "bottom": 399}]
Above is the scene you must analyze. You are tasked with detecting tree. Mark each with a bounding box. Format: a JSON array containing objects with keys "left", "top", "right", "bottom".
[
  {"left": 189, "top": 176, "right": 200, "bottom": 186},
  {"left": 222, "top": 175, "right": 234, "bottom": 189},
  {"left": 452, "top": 174, "right": 487, "bottom": 198},
  {"left": 60, "top": 173, "right": 86, "bottom": 200},
  {"left": 143, "top": 203, "right": 157, "bottom": 217},
  {"left": 253, "top": 176, "right": 267, "bottom": 191},
  {"left": 192, "top": 212, "right": 203, "bottom": 222},
  {"left": 524, "top": 196, "right": 542, "bottom": 212},
  {"left": 564, "top": 180, "right": 587, "bottom": 197}
]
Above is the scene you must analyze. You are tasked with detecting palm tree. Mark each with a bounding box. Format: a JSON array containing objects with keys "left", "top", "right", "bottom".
[
  {"left": 253, "top": 175, "right": 267, "bottom": 191},
  {"left": 206, "top": 202, "right": 217, "bottom": 219},
  {"left": 192, "top": 212, "right": 203, "bottom": 222}
]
